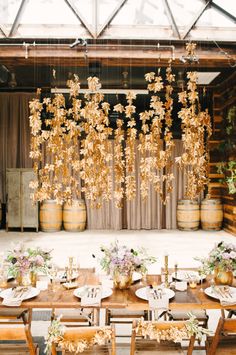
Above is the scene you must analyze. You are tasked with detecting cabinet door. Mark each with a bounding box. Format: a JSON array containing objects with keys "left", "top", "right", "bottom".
[
  {"left": 21, "top": 171, "right": 38, "bottom": 228},
  {"left": 7, "top": 170, "right": 21, "bottom": 227}
]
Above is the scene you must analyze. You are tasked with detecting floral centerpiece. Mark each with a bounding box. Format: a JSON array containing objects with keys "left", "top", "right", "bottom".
[
  {"left": 196, "top": 241, "right": 236, "bottom": 285},
  {"left": 5, "top": 243, "right": 52, "bottom": 286},
  {"left": 98, "top": 241, "right": 156, "bottom": 289}
]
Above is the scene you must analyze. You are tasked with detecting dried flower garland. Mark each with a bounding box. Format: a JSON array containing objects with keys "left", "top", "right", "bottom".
[
  {"left": 45, "top": 318, "right": 112, "bottom": 354},
  {"left": 136, "top": 314, "right": 212, "bottom": 343},
  {"left": 80, "top": 78, "right": 113, "bottom": 208},
  {"left": 139, "top": 63, "right": 175, "bottom": 203},
  {"left": 113, "top": 104, "right": 125, "bottom": 208},
  {"left": 124, "top": 92, "right": 137, "bottom": 201},
  {"left": 29, "top": 61, "right": 211, "bottom": 207},
  {"left": 176, "top": 71, "right": 212, "bottom": 199}
]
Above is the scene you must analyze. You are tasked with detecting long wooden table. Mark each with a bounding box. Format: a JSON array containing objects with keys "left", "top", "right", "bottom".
[{"left": 0, "top": 269, "right": 235, "bottom": 311}]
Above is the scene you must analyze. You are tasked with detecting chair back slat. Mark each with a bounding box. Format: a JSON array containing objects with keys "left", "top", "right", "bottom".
[
  {"left": 0, "top": 325, "right": 36, "bottom": 355},
  {"left": 0, "top": 328, "right": 26, "bottom": 341},
  {"left": 64, "top": 326, "right": 106, "bottom": 341},
  {"left": 223, "top": 319, "right": 236, "bottom": 333},
  {"left": 52, "top": 325, "right": 116, "bottom": 355},
  {"left": 131, "top": 320, "right": 195, "bottom": 355}
]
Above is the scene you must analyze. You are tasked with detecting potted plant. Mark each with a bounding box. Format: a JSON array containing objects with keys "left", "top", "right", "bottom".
[{"left": 98, "top": 241, "right": 156, "bottom": 289}]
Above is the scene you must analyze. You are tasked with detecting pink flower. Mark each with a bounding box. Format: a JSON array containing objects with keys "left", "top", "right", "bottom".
[
  {"left": 222, "top": 253, "right": 231, "bottom": 260},
  {"left": 35, "top": 255, "right": 44, "bottom": 266}
]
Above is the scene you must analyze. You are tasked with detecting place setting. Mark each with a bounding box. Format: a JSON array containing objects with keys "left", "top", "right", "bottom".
[
  {"left": 0, "top": 286, "right": 40, "bottom": 307},
  {"left": 204, "top": 285, "right": 236, "bottom": 306},
  {"left": 74, "top": 285, "right": 113, "bottom": 307}
]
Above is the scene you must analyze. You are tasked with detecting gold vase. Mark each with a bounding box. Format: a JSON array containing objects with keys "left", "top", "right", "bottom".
[
  {"left": 113, "top": 271, "right": 132, "bottom": 290},
  {"left": 16, "top": 271, "right": 31, "bottom": 286},
  {"left": 30, "top": 271, "right": 37, "bottom": 287},
  {"left": 214, "top": 267, "right": 233, "bottom": 286}
]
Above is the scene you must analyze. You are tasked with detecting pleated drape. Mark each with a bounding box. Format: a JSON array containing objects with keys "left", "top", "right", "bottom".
[
  {"left": 165, "top": 140, "right": 186, "bottom": 229},
  {"left": 0, "top": 93, "right": 34, "bottom": 203},
  {"left": 124, "top": 141, "right": 163, "bottom": 230}
]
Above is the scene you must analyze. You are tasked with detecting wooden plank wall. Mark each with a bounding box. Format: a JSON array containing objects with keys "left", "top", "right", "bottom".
[{"left": 209, "top": 74, "right": 236, "bottom": 236}]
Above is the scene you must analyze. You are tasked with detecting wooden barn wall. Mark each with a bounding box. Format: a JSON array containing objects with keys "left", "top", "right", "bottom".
[{"left": 209, "top": 74, "right": 236, "bottom": 236}]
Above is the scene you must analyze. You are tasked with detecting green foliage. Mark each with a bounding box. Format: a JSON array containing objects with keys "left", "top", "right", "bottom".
[{"left": 217, "top": 161, "right": 236, "bottom": 194}]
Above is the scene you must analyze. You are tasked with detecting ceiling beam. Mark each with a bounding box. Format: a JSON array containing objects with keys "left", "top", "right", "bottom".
[
  {"left": 8, "top": 0, "right": 28, "bottom": 37},
  {"left": 0, "top": 44, "right": 235, "bottom": 68},
  {"left": 182, "top": 0, "right": 211, "bottom": 40},
  {"left": 96, "top": 0, "right": 128, "bottom": 39},
  {"left": 162, "top": 0, "right": 181, "bottom": 39},
  {"left": 64, "top": 0, "right": 96, "bottom": 39},
  {"left": 212, "top": 1, "right": 236, "bottom": 23}
]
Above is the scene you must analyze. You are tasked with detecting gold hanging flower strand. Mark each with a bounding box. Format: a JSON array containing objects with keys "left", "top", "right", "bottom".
[
  {"left": 176, "top": 43, "right": 212, "bottom": 199},
  {"left": 113, "top": 102, "right": 125, "bottom": 208},
  {"left": 141, "top": 62, "right": 175, "bottom": 203},
  {"left": 124, "top": 91, "right": 137, "bottom": 201}
]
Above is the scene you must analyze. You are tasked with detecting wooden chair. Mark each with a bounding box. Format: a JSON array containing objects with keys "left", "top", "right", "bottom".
[
  {"left": 51, "top": 267, "right": 97, "bottom": 326},
  {"left": 168, "top": 310, "right": 208, "bottom": 333},
  {"left": 106, "top": 308, "right": 149, "bottom": 325},
  {"left": 0, "top": 308, "right": 32, "bottom": 325},
  {"left": 0, "top": 324, "right": 39, "bottom": 354},
  {"left": 130, "top": 320, "right": 195, "bottom": 355},
  {"left": 51, "top": 325, "right": 116, "bottom": 355},
  {"left": 206, "top": 317, "right": 236, "bottom": 355}
]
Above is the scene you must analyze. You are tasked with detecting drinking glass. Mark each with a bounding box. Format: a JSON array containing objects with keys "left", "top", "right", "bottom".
[
  {"left": 198, "top": 267, "right": 205, "bottom": 292},
  {"left": 49, "top": 264, "right": 58, "bottom": 292},
  {"left": 0, "top": 263, "right": 8, "bottom": 288}
]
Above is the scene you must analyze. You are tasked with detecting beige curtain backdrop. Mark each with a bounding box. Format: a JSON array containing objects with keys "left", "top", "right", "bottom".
[
  {"left": 165, "top": 140, "right": 186, "bottom": 229},
  {"left": 0, "top": 93, "right": 34, "bottom": 203},
  {"left": 124, "top": 141, "right": 163, "bottom": 230}
]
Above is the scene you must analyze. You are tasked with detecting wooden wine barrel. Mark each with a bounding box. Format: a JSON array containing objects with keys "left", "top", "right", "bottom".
[
  {"left": 177, "top": 200, "right": 200, "bottom": 231},
  {"left": 201, "top": 199, "right": 223, "bottom": 231},
  {"left": 40, "top": 200, "right": 62, "bottom": 232},
  {"left": 63, "top": 199, "right": 86, "bottom": 232}
]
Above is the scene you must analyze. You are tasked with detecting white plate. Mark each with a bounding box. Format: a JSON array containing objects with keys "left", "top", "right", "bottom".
[
  {"left": 135, "top": 287, "right": 175, "bottom": 301},
  {"left": 204, "top": 286, "right": 236, "bottom": 300},
  {"left": 172, "top": 270, "right": 205, "bottom": 282},
  {"left": 0, "top": 287, "right": 40, "bottom": 301},
  {"left": 74, "top": 286, "right": 112, "bottom": 299},
  {"left": 132, "top": 272, "right": 142, "bottom": 283}
]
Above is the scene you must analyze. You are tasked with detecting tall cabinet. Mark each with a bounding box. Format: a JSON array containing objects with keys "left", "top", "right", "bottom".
[{"left": 6, "top": 169, "right": 38, "bottom": 232}]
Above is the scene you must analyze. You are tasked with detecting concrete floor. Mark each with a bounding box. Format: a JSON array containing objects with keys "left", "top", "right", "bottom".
[{"left": 0, "top": 228, "right": 235, "bottom": 354}]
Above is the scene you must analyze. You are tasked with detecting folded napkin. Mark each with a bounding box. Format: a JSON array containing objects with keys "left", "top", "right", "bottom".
[
  {"left": 148, "top": 287, "right": 169, "bottom": 310},
  {"left": 213, "top": 286, "right": 236, "bottom": 306},
  {"left": 2, "top": 287, "right": 30, "bottom": 307},
  {"left": 81, "top": 286, "right": 102, "bottom": 307},
  {"left": 220, "top": 296, "right": 236, "bottom": 307}
]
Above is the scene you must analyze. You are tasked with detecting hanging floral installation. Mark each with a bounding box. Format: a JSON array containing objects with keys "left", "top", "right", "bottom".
[
  {"left": 113, "top": 103, "right": 125, "bottom": 208},
  {"left": 176, "top": 70, "right": 212, "bottom": 199},
  {"left": 138, "top": 61, "right": 175, "bottom": 203},
  {"left": 29, "top": 44, "right": 211, "bottom": 207},
  {"left": 80, "top": 77, "right": 113, "bottom": 208}
]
